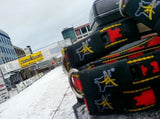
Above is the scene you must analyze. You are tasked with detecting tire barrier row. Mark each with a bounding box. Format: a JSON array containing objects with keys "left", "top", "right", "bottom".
[
  {"left": 79, "top": 36, "right": 160, "bottom": 70},
  {"left": 62, "top": 0, "right": 160, "bottom": 115},
  {"left": 70, "top": 50, "right": 160, "bottom": 115},
  {"left": 63, "top": 18, "right": 140, "bottom": 71}
]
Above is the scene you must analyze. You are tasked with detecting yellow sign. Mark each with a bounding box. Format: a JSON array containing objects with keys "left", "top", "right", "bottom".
[{"left": 18, "top": 51, "right": 44, "bottom": 68}]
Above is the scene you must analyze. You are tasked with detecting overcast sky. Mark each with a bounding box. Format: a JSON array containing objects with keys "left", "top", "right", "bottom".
[{"left": 0, "top": 0, "right": 94, "bottom": 51}]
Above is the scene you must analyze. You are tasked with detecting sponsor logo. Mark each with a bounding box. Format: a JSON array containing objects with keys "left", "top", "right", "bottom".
[
  {"left": 94, "top": 69, "right": 118, "bottom": 92},
  {"left": 76, "top": 39, "right": 94, "bottom": 61},
  {"left": 95, "top": 95, "right": 113, "bottom": 112},
  {"left": 135, "top": 0, "right": 160, "bottom": 20}
]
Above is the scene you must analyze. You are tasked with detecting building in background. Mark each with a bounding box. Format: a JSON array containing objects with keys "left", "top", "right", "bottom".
[
  {"left": 61, "top": 27, "right": 77, "bottom": 43},
  {"left": 74, "top": 23, "right": 91, "bottom": 41},
  {"left": 0, "top": 29, "right": 17, "bottom": 64},
  {"left": 14, "top": 46, "right": 26, "bottom": 59},
  {"left": 58, "top": 39, "right": 72, "bottom": 52},
  {"left": 40, "top": 43, "right": 61, "bottom": 60},
  {"left": 24, "top": 46, "right": 33, "bottom": 56},
  {"left": 61, "top": 23, "right": 91, "bottom": 43},
  {"left": 0, "top": 32, "right": 65, "bottom": 91}
]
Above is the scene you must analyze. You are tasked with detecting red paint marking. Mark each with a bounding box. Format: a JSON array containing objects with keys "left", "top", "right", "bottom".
[
  {"left": 106, "top": 60, "right": 117, "bottom": 64},
  {"left": 148, "top": 36, "right": 160, "bottom": 47},
  {"left": 73, "top": 77, "right": 83, "bottom": 91},
  {"left": 88, "top": 65, "right": 95, "bottom": 69},
  {"left": 84, "top": 98, "right": 89, "bottom": 111},
  {"left": 107, "top": 28, "right": 122, "bottom": 42},
  {"left": 107, "top": 53, "right": 120, "bottom": 59},
  {"left": 151, "top": 61, "right": 160, "bottom": 73},
  {"left": 134, "top": 89, "right": 156, "bottom": 107},
  {"left": 141, "top": 65, "right": 148, "bottom": 77},
  {"left": 65, "top": 53, "right": 69, "bottom": 60},
  {"left": 129, "top": 46, "right": 145, "bottom": 52},
  {"left": 128, "top": 53, "right": 144, "bottom": 59},
  {"left": 155, "top": 48, "right": 160, "bottom": 51}
]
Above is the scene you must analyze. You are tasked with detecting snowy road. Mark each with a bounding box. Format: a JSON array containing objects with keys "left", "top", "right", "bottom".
[{"left": 0, "top": 66, "right": 77, "bottom": 119}]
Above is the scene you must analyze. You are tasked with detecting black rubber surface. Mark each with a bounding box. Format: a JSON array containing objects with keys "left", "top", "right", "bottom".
[
  {"left": 120, "top": 0, "right": 160, "bottom": 34},
  {"left": 73, "top": 102, "right": 160, "bottom": 119}
]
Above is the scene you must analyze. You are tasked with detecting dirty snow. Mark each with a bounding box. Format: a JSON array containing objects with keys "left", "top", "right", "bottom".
[{"left": 0, "top": 66, "right": 77, "bottom": 119}]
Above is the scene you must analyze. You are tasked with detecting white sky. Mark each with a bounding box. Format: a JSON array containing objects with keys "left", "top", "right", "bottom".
[
  {"left": 0, "top": 66, "right": 77, "bottom": 119},
  {"left": 0, "top": 0, "right": 94, "bottom": 51}
]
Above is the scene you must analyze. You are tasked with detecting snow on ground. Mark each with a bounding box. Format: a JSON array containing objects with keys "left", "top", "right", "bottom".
[{"left": 0, "top": 66, "right": 77, "bottom": 119}]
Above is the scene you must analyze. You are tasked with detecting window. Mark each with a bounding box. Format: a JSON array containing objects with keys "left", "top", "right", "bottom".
[
  {"left": 49, "top": 47, "right": 60, "bottom": 54},
  {"left": 81, "top": 27, "right": 87, "bottom": 34},
  {"left": 11, "top": 50, "right": 13, "bottom": 55},
  {"left": 75, "top": 29, "right": 81, "bottom": 36},
  {"left": 4, "top": 57, "right": 7, "bottom": 62},
  {"left": 78, "top": 36, "right": 82, "bottom": 39},
  {"left": 2, "top": 47, "right": 4, "bottom": 53},
  {"left": 4, "top": 48, "right": 7, "bottom": 53},
  {"left": 2, "top": 38, "right": 4, "bottom": 43},
  {"left": 6, "top": 48, "right": 8, "bottom": 53},
  {"left": 8, "top": 40, "right": 11, "bottom": 45},
  {"left": 8, "top": 48, "right": 10, "bottom": 54},
  {"left": 9, "top": 49, "right": 11, "bottom": 55},
  {"left": 3, "top": 38, "right": 6, "bottom": 44},
  {"left": 6, "top": 39, "right": 9, "bottom": 45}
]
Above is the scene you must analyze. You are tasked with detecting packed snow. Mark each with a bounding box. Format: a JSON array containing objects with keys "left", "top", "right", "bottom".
[{"left": 0, "top": 66, "right": 77, "bottom": 119}]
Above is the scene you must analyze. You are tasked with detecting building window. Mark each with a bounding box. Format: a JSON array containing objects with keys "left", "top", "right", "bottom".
[
  {"left": 2, "top": 38, "right": 5, "bottom": 43},
  {"left": 2, "top": 47, "right": 4, "bottom": 53},
  {"left": 3, "top": 38, "right": 6, "bottom": 44},
  {"left": 9, "top": 49, "right": 11, "bottom": 54},
  {"left": 81, "top": 27, "right": 87, "bottom": 34},
  {"left": 8, "top": 48, "right": 10, "bottom": 54},
  {"left": 6, "top": 48, "right": 8, "bottom": 54},
  {"left": 75, "top": 29, "right": 81, "bottom": 36},
  {"left": 11, "top": 49, "right": 13, "bottom": 55},
  {"left": 5, "top": 39, "right": 8, "bottom": 44},
  {"left": 1, "top": 38, "right": 3, "bottom": 43},
  {"left": 5, "top": 57, "right": 7, "bottom": 62},
  {"left": 4, "top": 48, "right": 7, "bottom": 53},
  {"left": 78, "top": 36, "right": 82, "bottom": 39},
  {"left": 11, "top": 50, "right": 14, "bottom": 55}
]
